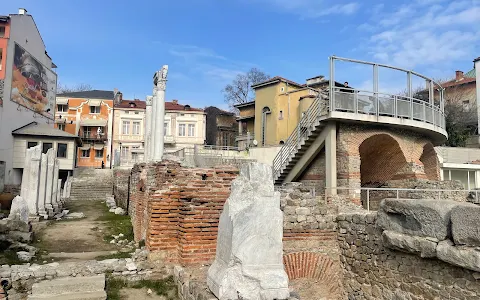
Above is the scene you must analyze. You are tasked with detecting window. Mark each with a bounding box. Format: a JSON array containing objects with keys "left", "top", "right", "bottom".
[
  {"left": 42, "top": 143, "right": 53, "bottom": 154},
  {"left": 95, "top": 149, "right": 104, "bottom": 158},
  {"left": 57, "top": 104, "right": 68, "bottom": 112},
  {"left": 188, "top": 124, "right": 195, "bottom": 137},
  {"left": 279, "top": 110, "right": 283, "bottom": 120},
  {"left": 132, "top": 122, "right": 141, "bottom": 135},
  {"left": 281, "top": 87, "right": 285, "bottom": 92},
  {"left": 27, "top": 142, "right": 38, "bottom": 149},
  {"left": 178, "top": 124, "right": 186, "bottom": 136},
  {"left": 164, "top": 122, "right": 169, "bottom": 136},
  {"left": 120, "top": 146, "right": 129, "bottom": 158},
  {"left": 122, "top": 121, "right": 130, "bottom": 135},
  {"left": 58, "top": 124, "right": 65, "bottom": 131},
  {"left": 0, "top": 26, "right": 4, "bottom": 38},
  {"left": 180, "top": 113, "right": 185, "bottom": 116},
  {"left": 81, "top": 150, "right": 90, "bottom": 157},
  {"left": 57, "top": 143, "right": 67, "bottom": 158},
  {"left": 135, "top": 112, "right": 139, "bottom": 115},
  {"left": 90, "top": 106, "right": 100, "bottom": 114}
]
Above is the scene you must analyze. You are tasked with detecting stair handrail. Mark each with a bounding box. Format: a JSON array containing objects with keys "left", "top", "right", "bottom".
[{"left": 272, "top": 91, "right": 329, "bottom": 181}]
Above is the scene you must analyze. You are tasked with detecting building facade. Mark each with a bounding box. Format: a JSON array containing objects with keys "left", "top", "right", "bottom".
[
  {"left": 112, "top": 99, "right": 146, "bottom": 167},
  {"left": 55, "top": 90, "right": 118, "bottom": 168},
  {"left": 164, "top": 100, "right": 206, "bottom": 151},
  {"left": 0, "top": 8, "right": 57, "bottom": 190},
  {"left": 204, "top": 106, "right": 236, "bottom": 148}
]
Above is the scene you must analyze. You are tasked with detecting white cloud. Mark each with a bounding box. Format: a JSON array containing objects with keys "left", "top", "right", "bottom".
[
  {"left": 251, "top": 0, "right": 359, "bottom": 18},
  {"left": 363, "top": 0, "right": 480, "bottom": 73}
]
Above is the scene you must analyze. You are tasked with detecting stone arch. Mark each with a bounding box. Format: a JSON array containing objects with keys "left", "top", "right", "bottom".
[
  {"left": 359, "top": 134, "right": 408, "bottom": 187},
  {"left": 419, "top": 142, "right": 440, "bottom": 180},
  {"left": 283, "top": 252, "right": 343, "bottom": 297}
]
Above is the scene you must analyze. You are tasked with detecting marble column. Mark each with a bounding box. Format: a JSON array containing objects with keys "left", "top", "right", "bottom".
[
  {"left": 20, "top": 146, "right": 33, "bottom": 200},
  {"left": 150, "top": 88, "right": 158, "bottom": 162},
  {"left": 52, "top": 159, "right": 60, "bottom": 212},
  {"left": 152, "top": 65, "right": 168, "bottom": 161},
  {"left": 44, "top": 149, "right": 55, "bottom": 216},
  {"left": 38, "top": 153, "right": 48, "bottom": 217},
  {"left": 56, "top": 179, "right": 62, "bottom": 210},
  {"left": 26, "top": 146, "right": 42, "bottom": 215},
  {"left": 66, "top": 177, "right": 72, "bottom": 198},
  {"left": 144, "top": 96, "right": 153, "bottom": 162}
]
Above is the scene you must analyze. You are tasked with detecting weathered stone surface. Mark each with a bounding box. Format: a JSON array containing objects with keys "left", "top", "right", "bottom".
[
  {"left": 65, "top": 212, "right": 85, "bottom": 219},
  {"left": 451, "top": 202, "right": 480, "bottom": 247},
  {"left": 207, "top": 163, "right": 289, "bottom": 300},
  {"left": 16, "top": 251, "right": 33, "bottom": 262},
  {"left": 377, "top": 199, "right": 457, "bottom": 240},
  {"left": 8, "top": 231, "right": 33, "bottom": 243},
  {"left": 382, "top": 230, "right": 437, "bottom": 258},
  {"left": 8, "top": 196, "right": 29, "bottom": 224},
  {"left": 437, "top": 240, "right": 480, "bottom": 272},
  {"left": 114, "top": 207, "right": 126, "bottom": 215}
]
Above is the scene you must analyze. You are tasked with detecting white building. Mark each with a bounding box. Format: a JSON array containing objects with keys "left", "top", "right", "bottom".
[
  {"left": 164, "top": 100, "right": 206, "bottom": 150},
  {"left": 0, "top": 8, "right": 57, "bottom": 192}
]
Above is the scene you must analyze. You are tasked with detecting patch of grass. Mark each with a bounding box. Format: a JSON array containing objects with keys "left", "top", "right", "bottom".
[
  {"left": 95, "top": 251, "right": 133, "bottom": 260},
  {"left": 0, "top": 250, "right": 24, "bottom": 265},
  {"left": 96, "top": 205, "right": 134, "bottom": 242},
  {"left": 106, "top": 275, "right": 127, "bottom": 300},
  {"left": 131, "top": 276, "right": 178, "bottom": 299}
]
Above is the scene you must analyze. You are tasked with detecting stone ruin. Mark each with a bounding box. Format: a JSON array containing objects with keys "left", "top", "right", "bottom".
[{"left": 207, "top": 163, "right": 289, "bottom": 300}]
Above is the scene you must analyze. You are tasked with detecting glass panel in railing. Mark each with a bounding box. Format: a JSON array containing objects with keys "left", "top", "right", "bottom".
[
  {"left": 425, "top": 106, "right": 433, "bottom": 124},
  {"left": 412, "top": 101, "right": 423, "bottom": 120},
  {"left": 334, "top": 91, "right": 354, "bottom": 111},
  {"left": 397, "top": 98, "right": 410, "bottom": 118},
  {"left": 357, "top": 93, "right": 374, "bottom": 114},
  {"left": 378, "top": 95, "right": 394, "bottom": 116}
]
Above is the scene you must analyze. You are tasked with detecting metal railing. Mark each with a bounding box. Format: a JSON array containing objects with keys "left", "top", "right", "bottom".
[
  {"left": 272, "top": 92, "right": 327, "bottom": 181},
  {"left": 325, "top": 187, "right": 472, "bottom": 211}
]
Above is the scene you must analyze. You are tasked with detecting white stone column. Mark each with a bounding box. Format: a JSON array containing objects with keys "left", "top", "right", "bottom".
[
  {"left": 153, "top": 65, "right": 168, "bottom": 161},
  {"left": 52, "top": 159, "right": 60, "bottom": 212},
  {"left": 150, "top": 88, "right": 158, "bottom": 162},
  {"left": 145, "top": 96, "right": 153, "bottom": 162},
  {"left": 325, "top": 122, "right": 337, "bottom": 196},
  {"left": 107, "top": 108, "right": 113, "bottom": 168},
  {"left": 38, "top": 153, "right": 48, "bottom": 218},
  {"left": 26, "top": 146, "right": 42, "bottom": 215},
  {"left": 66, "top": 177, "right": 72, "bottom": 198},
  {"left": 20, "top": 146, "right": 33, "bottom": 199},
  {"left": 44, "top": 149, "right": 55, "bottom": 216},
  {"left": 56, "top": 179, "right": 62, "bottom": 210}
]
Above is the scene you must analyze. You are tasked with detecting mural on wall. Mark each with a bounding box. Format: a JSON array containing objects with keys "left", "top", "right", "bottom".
[
  {"left": 0, "top": 79, "right": 4, "bottom": 107},
  {"left": 10, "top": 43, "right": 56, "bottom": 119}
]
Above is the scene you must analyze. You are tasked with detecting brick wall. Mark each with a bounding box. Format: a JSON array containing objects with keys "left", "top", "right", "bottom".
[
  {"left": 113, "top": 169, "right": 130, "bottom": 209},
  {"left": 297, "top": 149, "right": 326, "bottom": 193},
  {"left": 129, "top": 160, "right": 238, "bottom": 265},
  {"left": 338, "top": 212, "right": 479, "bottom": 299}
]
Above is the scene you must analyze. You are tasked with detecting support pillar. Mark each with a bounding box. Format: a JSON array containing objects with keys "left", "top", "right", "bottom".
[
  {"left": 152, "top": 65, "right": 168, "bottom": 161},
  {"left": 150, "top": 89, "right": 157, "bottom": 162},
  {"left": 145, "top": 96, "right": 153, "bottom": 162},
  {"left": 56, "top": 179, "right": 62, "bottom": 210},
  {"left": 38, "top": 153, "right": 48, "bottom": 217},
  {"left": 325, "top": 122, "right": 337, "bottom": 196},
  {"left": 26, "top": 145, "right": 41, "bottom": 215},
  {"left": 20, "top": 146, "right": 33, "bottom": 200},
  {"left": 52, "top": 158, "right": 60, "bottom": 213}
]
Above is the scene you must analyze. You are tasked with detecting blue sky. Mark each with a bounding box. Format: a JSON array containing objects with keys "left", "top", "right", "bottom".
[{"left": 4, "top": 0, "right": 480, "bottom": 109}]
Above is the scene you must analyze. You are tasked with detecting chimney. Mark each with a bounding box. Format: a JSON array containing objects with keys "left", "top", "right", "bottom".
[
  {"left": 172, "top": 99, "right": 178, "bottom": 104},
  {"left": 18, "top": 8, "right": 27, "bottom": 15},
  {"left": 455, "top": 70, "right": 464, "bottom": 81}
]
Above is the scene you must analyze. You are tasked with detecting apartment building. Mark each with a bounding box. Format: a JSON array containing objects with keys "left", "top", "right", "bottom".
[
  {"left": 164, "top": 100, "right": 206, "bottom": 150},
  {"left": 0, "top": 8, "right": 57, "bottom": 190},
  {"left": 55, "top": 90, "right": 119, "bottom": 168},
  {"left": 112, "top": 99, "right": 146, "bottom": 167}
]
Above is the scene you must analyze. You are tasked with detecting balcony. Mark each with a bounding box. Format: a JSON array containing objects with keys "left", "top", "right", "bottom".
[
  {"left": 164, "top": 135, "right": 176, "bottom": 144},
  {"left": 118, "top": 134, "right": 143, "bottom": 142},
  {"left": 80, "top": 131, "right": 107, "bottom": 142}
]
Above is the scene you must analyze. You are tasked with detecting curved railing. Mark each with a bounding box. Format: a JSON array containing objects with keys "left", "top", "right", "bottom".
[{"left": 272, "top": 56, "right": 446, "bottom": 183}]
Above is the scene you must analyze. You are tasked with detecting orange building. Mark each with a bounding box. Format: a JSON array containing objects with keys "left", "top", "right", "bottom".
[{"left": 55, "top": 90, "right": 121, "bottom": 168}]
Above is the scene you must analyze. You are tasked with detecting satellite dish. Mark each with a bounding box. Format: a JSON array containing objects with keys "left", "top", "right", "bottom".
[{"left": 252, "top": 140, "right": 258, "bottom": 146}]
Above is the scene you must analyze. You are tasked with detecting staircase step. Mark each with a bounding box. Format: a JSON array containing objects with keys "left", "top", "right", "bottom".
[
  {"left": 28, "top": 291, "right": 107, "bottom": 300},
  {"left": 31, "top": 275, "right": 105, "bottom": 296}
]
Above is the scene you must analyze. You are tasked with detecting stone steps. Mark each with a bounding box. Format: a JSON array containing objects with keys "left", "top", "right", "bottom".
[{"left": 28, "top": 274, "right": 106, "bottom": 300}]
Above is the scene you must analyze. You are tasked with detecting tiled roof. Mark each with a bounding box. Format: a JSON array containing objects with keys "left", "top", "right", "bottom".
[
  {"left": 441, "top": 76, "right": 476, "bottom": 88},
  {"left": 464, "top": 68, "right": 476, "bottom": 78},
  {"left": 115, "top": 99, "right": 146, "bottom": 109},
  {"left": 12, "top": 122, "right": 78, "bottom": 138},
  {"left": 233, "top": 100, "right": 255, "bottom": 108},
  {"left": 165, "top": 101, "right": 203, "bottom": 112},
  {"left": 251, "top": 76, "right": 305, "bottom": 89},
  {"left": 56, "top": 90, "right": 115, "bottom": 100}
]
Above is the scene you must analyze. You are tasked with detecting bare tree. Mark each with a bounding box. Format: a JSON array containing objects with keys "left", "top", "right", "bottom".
[
  {"left": 57, "top": 83, "right": 93, "bottom": 94},
  {"left": 222, "top": 68, "right": 270, "bottom": 110}
]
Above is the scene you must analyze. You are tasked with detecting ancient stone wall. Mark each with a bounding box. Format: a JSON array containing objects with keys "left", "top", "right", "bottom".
[
  {"left": 338, "top": 212, "right": 480, "bottom": 299},
  {"left": 113, "top": 169, "right": 130, "bottom": 209},
  {"left": 129, "top": 160, "right": 238, "bottom": 265},
  {"left": 297, "top": 149, "right": 326, "bottom": 193}
]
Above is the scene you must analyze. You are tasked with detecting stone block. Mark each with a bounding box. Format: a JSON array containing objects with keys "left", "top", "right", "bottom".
[
  {"left": 382, "top": 230, "right": 437, "bottom": 258},
  {"left": 295, "top": 207, "right": 311, "bottom": 215},
  {"left": 451, "top": 203, "right": 480, "bottom": 247},
  {"left": 207, "top": 163, "right": 289, "bottom": 300},
  {"left": 437, "top": 240, "right": 480, "bottom": 272},
  {"left": 8, "top": 196, "right": 29, "bottom": 224},
  {"left": 376, "top": 199, "right": 457, "bottom": 240}
]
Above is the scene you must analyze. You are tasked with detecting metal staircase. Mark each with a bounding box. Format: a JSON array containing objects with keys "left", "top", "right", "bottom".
[{"left": 272, "top": 91, "right": 329, "bottom": 185}]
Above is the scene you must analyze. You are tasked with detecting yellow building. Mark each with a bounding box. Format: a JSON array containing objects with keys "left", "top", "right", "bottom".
[{"left": 235, "top": 75, "right": 337, "bottom": 148}]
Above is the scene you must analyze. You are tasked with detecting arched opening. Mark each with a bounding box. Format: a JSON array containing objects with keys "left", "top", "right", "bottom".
[
  {"left": 420, "top": 143, "right": 440, "bottom": 180},
  {"left": 261, "top": 107, "right": 271, "bottom": 146},
  {"left": 359, "top": 134, "right": 407, "bottom": 187}
]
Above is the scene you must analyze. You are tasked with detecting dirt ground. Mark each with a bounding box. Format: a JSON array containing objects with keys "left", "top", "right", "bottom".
[
  {"left": 290, "top": 278, "right": 335, "bottom": 300},
  {"left": 35, "top": 200, "right": 118, "bottom": 261},
  {"left": 120, "top": 288, "right": 174, "bottom": 300}
]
